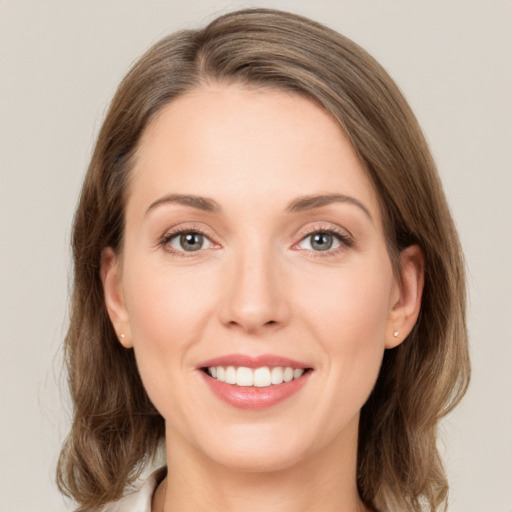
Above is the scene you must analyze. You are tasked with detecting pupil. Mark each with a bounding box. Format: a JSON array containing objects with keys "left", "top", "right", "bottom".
[
  {"left": 312, "top": 233, "right": 332, "bottom": 251},
  {"left": 180, "top": 233, "right": 203, "bottom": 251}
]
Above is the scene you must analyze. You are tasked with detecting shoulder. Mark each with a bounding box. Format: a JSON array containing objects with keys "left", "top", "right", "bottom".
[{"left": 100, "top": 467, "right": 167, "bottom": 512}]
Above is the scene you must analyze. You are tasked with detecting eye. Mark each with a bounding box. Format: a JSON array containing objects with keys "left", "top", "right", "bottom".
[
  {"left": 296, "top": 230, "right": 351, "bottom": 252},
  {"left": 166, "top": 231, "right": 214, "bottom": 252}
]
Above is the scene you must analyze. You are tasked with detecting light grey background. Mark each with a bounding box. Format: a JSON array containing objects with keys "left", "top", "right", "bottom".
[{"left": 1, "top": 1, "right": 511, "bottom": 511}]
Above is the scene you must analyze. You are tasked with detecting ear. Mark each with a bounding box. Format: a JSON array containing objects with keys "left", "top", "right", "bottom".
[
  {"left": 100, "top": 247, "right": 133, "bottom": 348},
  {"left": 386, "top": 245, "right": 425, "bottom": 349}
]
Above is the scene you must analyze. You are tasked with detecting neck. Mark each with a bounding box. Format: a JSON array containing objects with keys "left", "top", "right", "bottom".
[{"left": 154, "top": 419, "right": 367, "bottom": 512}]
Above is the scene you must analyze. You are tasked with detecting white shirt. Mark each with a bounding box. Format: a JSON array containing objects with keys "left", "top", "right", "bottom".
[{"left": 100, "top": 467, "right": 166, "bottom": 512}]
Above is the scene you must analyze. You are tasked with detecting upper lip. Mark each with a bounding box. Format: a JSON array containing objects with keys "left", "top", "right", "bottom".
[{"left": 198, "top": 353, "right": 311, "bottom": 370}]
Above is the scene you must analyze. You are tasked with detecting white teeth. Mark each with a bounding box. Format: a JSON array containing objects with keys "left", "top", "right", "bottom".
[
  {"left": 236, "top": 367, "right": 253, "bottom": 387},
  {"left": 207, "top": 365, "right": 307, "bottom": 387},
  {"left": 225, "top": 366, "right": 237, "bottom": 385},
  {"left": 253, "top": 367, "right": 271, "bottom": 387},
  {"left": 283, "top": 367, "right": 294, "bottom": 382},
  {"left": 271, "top": 367, "right": 284, "bottom": 385}
]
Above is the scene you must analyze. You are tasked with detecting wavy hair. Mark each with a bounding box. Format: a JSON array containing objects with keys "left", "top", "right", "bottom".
[{"left": 57, "top": 8, "right": 470, "bottom": 511}]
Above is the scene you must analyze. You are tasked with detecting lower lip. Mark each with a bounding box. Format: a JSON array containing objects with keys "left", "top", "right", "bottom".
[{"left": 200, "top": 371, "right": 311, "bottom": 410}]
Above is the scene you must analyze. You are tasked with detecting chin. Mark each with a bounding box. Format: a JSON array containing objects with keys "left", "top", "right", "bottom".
[
  {"left": 210, "top": 443, "right": 306, "bottom": 474},
  {"left": 189, "top": 421, "right": 322, "bottom": 474}
]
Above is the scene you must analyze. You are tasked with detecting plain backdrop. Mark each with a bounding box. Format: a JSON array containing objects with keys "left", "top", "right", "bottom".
[{"left": 0, "top": 1, "right": 511, "bottom": 511}]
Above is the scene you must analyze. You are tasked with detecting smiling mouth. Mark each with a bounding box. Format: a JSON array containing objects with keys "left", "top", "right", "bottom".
[{"left": 202, "top": 366, "right": 312, "bottom": 388}]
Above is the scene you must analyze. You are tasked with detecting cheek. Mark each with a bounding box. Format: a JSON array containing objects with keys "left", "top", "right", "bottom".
[
  {"left": 298, "top": 261, "right": 394, "bottom": 406},
  {"left": 121, "top": 254, "right": 220, "bottom": 417},
  {"left": 301, "top": 260, "right": 393, "bottom": 341},
  {"left": 125, "top": 253, "right": 215, "bottom": 339}
]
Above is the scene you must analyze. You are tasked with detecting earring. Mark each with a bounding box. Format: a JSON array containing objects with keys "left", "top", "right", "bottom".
[
  {"left": 120, "top": 333, "right": 126, "bottom": 339},
  {"left": 393, "top": 330, "right": 399, "bottom": 338}
]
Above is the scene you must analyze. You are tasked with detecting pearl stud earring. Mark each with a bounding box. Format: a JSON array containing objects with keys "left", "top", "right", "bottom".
[{"left": 393, "top": 331, "right": 399, "bottom": 338}]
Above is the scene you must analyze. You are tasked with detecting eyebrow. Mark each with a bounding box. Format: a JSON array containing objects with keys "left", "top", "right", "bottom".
[
  {"left": 146, "top": 194, "right": 221, "bottom": 215},
  {"left": 286, "top": 193, "right": 373, "bottom": 221},
  {"left": 146, "top": 192, "right": 372, "bottom": 221}
]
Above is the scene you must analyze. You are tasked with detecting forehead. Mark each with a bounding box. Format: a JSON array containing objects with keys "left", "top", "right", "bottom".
[{"left": 128, "top": 84, "right": 382, "bottom": 223}]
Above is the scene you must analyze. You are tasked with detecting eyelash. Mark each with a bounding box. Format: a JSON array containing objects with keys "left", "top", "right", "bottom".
[
  {"left": 294, "top": 226, "right": 353, "bottom": 258},
  {"left": 159, "top": 225, "right": 215, "bottom": 258},
  {"left": 159, "top": 225, "right": 353, "bottom": 258}
]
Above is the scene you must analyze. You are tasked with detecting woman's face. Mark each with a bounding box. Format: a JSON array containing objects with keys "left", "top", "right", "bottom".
[{"left": 103, "top": 85, "right": 420, "bottom": 472}]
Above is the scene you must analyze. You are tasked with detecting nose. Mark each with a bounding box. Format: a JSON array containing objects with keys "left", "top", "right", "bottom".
[{"left": 218, "top": 247, "right": 291, "bottom": 334}]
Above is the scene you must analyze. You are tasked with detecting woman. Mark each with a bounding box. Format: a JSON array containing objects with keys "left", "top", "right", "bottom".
[{"left": 57, "top": 8, "right": 469, "bottom": 512}]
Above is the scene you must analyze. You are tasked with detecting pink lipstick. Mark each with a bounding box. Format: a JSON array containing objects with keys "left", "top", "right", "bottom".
[{"left": 198, "top": 353, "right": 312, "bottom": 410}]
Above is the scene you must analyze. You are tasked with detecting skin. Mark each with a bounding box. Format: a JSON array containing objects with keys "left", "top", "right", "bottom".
[{"left": 101, "top": 84, "right": 424, "bottom": 512}]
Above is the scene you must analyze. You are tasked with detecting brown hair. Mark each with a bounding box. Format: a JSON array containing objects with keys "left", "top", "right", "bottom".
[{"left": 57, "top": 8, "right": 469, "bottom": 511}]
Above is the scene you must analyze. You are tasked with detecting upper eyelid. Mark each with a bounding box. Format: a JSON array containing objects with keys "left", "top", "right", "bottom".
[
  {"left": 296, "top": 222, "right": 353, "bottom": 240},
  {"left": 161, "top": 223, "right": 216, "bottom": 240},
  {"left": 164, "top": 229, "right": 212, "bottom": 243},
  {"left": 295, "top": 230, "right": 351, "bottom": 246}
]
